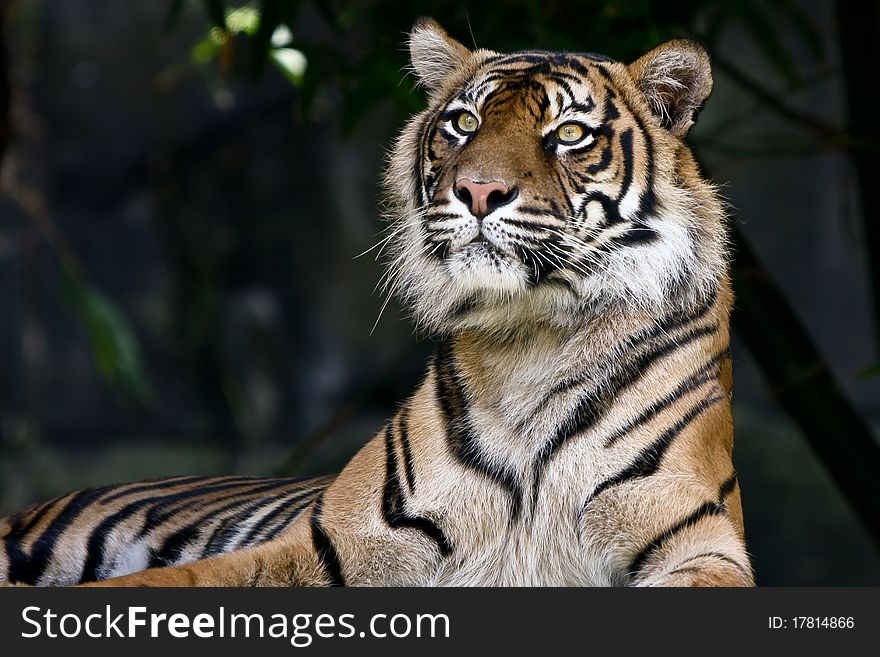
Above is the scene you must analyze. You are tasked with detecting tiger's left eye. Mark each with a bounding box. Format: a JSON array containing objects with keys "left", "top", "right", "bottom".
[
  {"left": 556, "top": 123, "right": 586, "bottom": 143},
  {"left": 456, "top": 112, "right": 479, "bottom": 133}
]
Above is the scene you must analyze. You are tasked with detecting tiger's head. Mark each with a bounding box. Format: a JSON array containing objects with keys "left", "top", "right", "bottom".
[{"left": 383, "top": 18, "right": 726, "bottom": 336}]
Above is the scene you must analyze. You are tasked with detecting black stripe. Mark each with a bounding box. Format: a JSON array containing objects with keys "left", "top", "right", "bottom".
[
  {"left": 148, "top": 523, "right": 201, "bottom": 569},
  {"left": 449, "top": 294, "right": 480, "bottom": 319},
  {"left": 397, "top": 406, "right": 417, "bottom": 493},
  {"left": 538, "top": 288, "right": 718, "bottom": 403},
  {"left": 310, "top": 494, "right": 345, "bottom": 587},
  {"left": 239, "top": 488, "right": 320, "bottom": 548},
  {"left": 434, "top": 339, "right": 524, "bottom": 521},
  {"left": 201, "top": 481, "right": 325, "bottom": 558},
  {"left": 13, "top": 494, "right": 65, "bottom": 534},
  {"left": 667, "top": 551, "right": 750, "bottom": 578},
  {"left": 151, "top": 482, "right": 317, "bottom": 569},
  {"left": 6, "top": 485, "right": 112, "bottom": 585},
  {"left": 627, "top": 472, "right": 740, "bottom": 579},
  {"left": 99, "top": 475, "right": 242, "bottom": 504},
  {"left": 614, "top": 223, "right": 660, "bottom": 246},
  {"left": 134, "top": 478, "right": 301, "bottom": 536},
  {"left": 603, "top": 93, "right": 620, "bottom": 122},
  {"left": 382, "top": 425, "right": 452, "bottom": 557},
  {"left": 201, "top": 498, "right": 273, "bottom": 559},
  {"left": 632, "top": 111, "right": 657, "bottom": 218},
  {"left": 628, "top": 501, "right": 722, "bottom": 577},
  {"left": 583, "top": 393, "right": 725, "bottom": 511},
  {"left": 586, "top": 140, "right": 614, "bottom": 175},
  {"left": 4, "top": 498, "right": 62, "bottom": 583},
  {"left": 603, "top": 348, "right": 730, "bottom": 447},
  {"left": 519, "top": 205, "right": 556, "bottom": 216},
  {"left": 414, "top": 110, "right": 434, "bottom": 206},
  {"left": 79, "top": 478, "right": 302, "bottom": 582},
  {"left": 530, "top": 323, "right": 720, "bottom": 502},
  {"left": 502, "top": 217, "right": 557, "bottom": 233},
  {"left": 611, "top": 128, "right": 635, "bottom": 224},
  {"left": 184, "top": 494, "right": 272, "bottom": 558},
  {"left": 594, "top": 64, "right": 615, "bottom": 83},
  {"left": 718, "top": 471, "right": 739, "bottom": 503},
  {"left": 261, "top": 491, "right": 322, "bottom": 543}
]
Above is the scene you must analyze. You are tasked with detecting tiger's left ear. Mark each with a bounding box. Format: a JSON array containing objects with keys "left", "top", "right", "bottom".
[
  {"left": 627, "top": 40, "right": 713, "bottom": 137},
  {"left": 408, "top": 17, "right": 472, "bottom": 94}
]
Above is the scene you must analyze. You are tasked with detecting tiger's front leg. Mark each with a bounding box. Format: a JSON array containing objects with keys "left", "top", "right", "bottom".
[
  {"left": 618, "top": 474, "right": 754, "bottom": 588},
  {"left": 83, "top": 425, "right": 448, "bottom": 587},
  {"left": 581, "top": 452, "right": 754, "bottom": 588},
  {"left": 633, "top": 552, "right": 753, "bottom": 587}
]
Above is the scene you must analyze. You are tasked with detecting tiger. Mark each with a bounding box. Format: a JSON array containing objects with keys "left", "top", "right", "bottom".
[{"left": 0, "top": 18, "right": 753, "bottom": 587}]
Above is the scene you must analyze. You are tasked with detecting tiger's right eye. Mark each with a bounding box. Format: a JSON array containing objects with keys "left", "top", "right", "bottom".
[{"left": 456, "top": 112, "right": 479, "bottom": 133}]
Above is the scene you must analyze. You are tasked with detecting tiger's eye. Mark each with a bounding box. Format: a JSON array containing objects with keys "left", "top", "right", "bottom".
[
  {"left": 556, "top": 123, "right": 585, "bottom": 143},
  {"left": 456, "top": 112, "right": 479, "bottom": 133}
]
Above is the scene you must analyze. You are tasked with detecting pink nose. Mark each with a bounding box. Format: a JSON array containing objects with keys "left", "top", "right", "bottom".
[{"left": 454, "top": 179, "right": 516, "bottom": 219}]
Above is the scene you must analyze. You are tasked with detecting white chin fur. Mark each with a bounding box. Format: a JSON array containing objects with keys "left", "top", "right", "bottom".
[
  {"left": 446, "top": 245, "right": 527, "bottom": 294},
  {"left": 392, "top": 215, "right": 717, "bottom": 336}
]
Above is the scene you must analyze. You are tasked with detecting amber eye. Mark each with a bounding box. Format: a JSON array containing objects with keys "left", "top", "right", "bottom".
[
  {"left": 556, "top": 123, "right": 586, "bottom": 143},
  {"left": 456, "top": 111, "right": 479, "bottom": 133}
]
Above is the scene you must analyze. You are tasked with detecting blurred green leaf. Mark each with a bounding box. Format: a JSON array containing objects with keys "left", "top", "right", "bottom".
[
  {"left": 270, "top": 47, "right": 307, "bottom": 85},
  {"left": 858, "top": 363, "right": 880, "bottom": 380},
  {"left": 225, "top": 4, "right": 260, "bottom": 35},
  {"left": 191, "top": 33, "right": 220, "bottom": 65},
  {"left": 59, "top": 268, "right": 153, "bottom": 404}
]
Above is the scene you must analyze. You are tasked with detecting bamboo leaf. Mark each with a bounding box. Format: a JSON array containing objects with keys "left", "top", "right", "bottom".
[
  {"left": 269, "top": 47, "right": 307, "bottom": 86},
  {"left": 59, "top": 268, "right": 153, "bottom": 404},
  {"left": 858, "top": 363, "right": 880, "bottom": 380}
]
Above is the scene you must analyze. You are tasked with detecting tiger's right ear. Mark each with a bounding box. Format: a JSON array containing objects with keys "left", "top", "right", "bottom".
[
  {"left": 408, "top": 17, "right": 471, "bottom": 92},
  {"left": 627, "top": 39, "right": 713, "bottom": 137}
]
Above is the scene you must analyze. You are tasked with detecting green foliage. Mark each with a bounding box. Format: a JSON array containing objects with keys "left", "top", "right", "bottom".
[
  {"left": 167, "top": 0, "right": 825, "bottom": 137},
  {"left": 858, "top": 363, "right": 880, "bottom": 380},
  {"left": 59, "top": 267, "right": 153, "bottom": 405},
  {"left": 187, "top": 1, "right": 307, "bottom": 86}
]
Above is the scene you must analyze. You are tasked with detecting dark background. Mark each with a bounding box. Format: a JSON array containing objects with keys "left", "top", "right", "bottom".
[{"left": 0, "top": 0, "right": 878, "bottom": 586}]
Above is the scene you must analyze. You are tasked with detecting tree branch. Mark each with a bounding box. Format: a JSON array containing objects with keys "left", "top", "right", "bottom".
[
  {"left": 729, "top": 222, "right": 880, "bottom": 550},
  {"left": 0, "top": 3, "right": 11, "bottom": 175},
  {"left": 710, "top": 53, "right": 845, "bottom": 143},
  {"left": 834, "top": 1, "right": 880, "bottom": 353}
]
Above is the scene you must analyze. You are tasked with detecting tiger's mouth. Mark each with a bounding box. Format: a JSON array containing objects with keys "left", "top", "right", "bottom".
[
  {"left": 438, "top": 210, "right": 525, "bottom": 259},
  {"left": 460, "top": 240, "right": 505, "bottom": 262},
  {"left": 462, "top": 233, "right": 506, "bottom": 256},
  {"left": 466, "top": 233, "right": 491, "bottom": 246},
  {"left": 444, "top": 229, "right": 532, "bottom": 295},
  {"left": 450, "top": 227, "right": 521, "bottom": 264}
]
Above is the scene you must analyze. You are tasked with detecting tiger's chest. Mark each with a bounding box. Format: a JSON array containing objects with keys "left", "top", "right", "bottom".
[
  {"left": 415, "top": 333, "right": 678, "bottom": 587},
  {"left": 423, "top": 410, "right": 631, "bottom": 587},
  {"left": 432, "top": 515, "right": 615, "bottom": 587}
]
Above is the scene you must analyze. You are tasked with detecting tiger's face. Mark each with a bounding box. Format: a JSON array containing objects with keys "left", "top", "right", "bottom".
[{"left": 384, "top": 19, "right": 726, "bottom": 335}]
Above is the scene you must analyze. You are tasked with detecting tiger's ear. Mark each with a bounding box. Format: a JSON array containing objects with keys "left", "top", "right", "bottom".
[
  {"left": 408, "top": 17, "right": 471, "bottom": 92},
  {"left": 627, "top": 39, "right": 713, "bottom": 137}
]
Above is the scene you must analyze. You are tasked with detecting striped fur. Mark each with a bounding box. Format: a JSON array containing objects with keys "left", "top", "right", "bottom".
[
  {"left": 1, "top": 476, "right": 331, "bottom": 585},
  {"left": 0, "top": 19, "right": 752, "bottom": 587}
]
